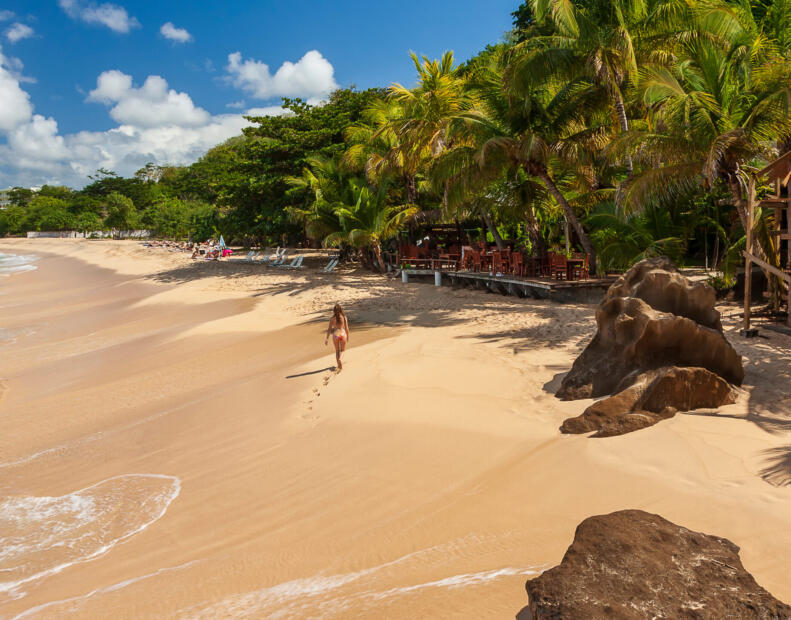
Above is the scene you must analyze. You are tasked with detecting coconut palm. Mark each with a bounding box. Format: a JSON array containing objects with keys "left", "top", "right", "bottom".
[
  {"left": 614, "top": 34, "right": 791, "bottom": 232},
  {"left": 324, "top": 181, "right": 419, "bottom": 272}
]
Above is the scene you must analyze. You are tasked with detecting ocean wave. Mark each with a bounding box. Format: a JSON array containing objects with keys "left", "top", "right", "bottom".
[
  {"left": 0, "top": 474, "right": 181, "bottom": 601},
  {"left": 0, "top": 253, "right": 38, "bottom": 277}
]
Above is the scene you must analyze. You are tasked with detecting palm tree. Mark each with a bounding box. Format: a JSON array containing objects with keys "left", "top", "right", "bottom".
[
  {"left": 434, "top": 50, "right": 603, "bottom": 271},
  {"left": 614, "top": 33, "right": 791, "bottom": 232},
  {"left": 325, "top": 181, "right": 419, "bottom": 272},
  {"left": 510, "top": 0, "right": 648, "bottom": 175}
]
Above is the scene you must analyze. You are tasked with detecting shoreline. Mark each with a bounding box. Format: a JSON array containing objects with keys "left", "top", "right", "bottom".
[{"left": 2, "top": 238, "right": 791, "bottom": 618}]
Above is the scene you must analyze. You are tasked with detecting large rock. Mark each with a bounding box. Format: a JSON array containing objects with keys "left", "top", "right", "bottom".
[
  {"left": 561, "top": 366, "right": 738, "bottom": 438},
  {"left": 605, "top": 256, "right": 722, "bottom": 330},
  {"left": 557, "top": 258, "right": 744, "bottom": 402},
  {"left": 525, "top": 510, "right": 791, "bottom": 619}
]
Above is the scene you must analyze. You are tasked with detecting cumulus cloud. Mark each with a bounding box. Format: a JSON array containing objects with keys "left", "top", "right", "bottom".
[
  {"left": 87, "top": 70, "right": 211, "bottom": 128},
  {"left": 58, "top": 0, "right": 140, "bottom": 33},
  {"left": 0, "top": 57, "right": 288, "bottom": 188},
  {"left": 0, "top": 10, "right": 15, "bottom": 22},
  {"left": 0, "top": 47, "right": 33, "bottom": 130},
  {"left": 6, "top": 23, "right": 34, "bottom": 43},
  {"left": 225, "top": 50, "right": 338, "bottom": 100},
  {"left": 160, "top": 22, "right": 191, "bottom": 43}
]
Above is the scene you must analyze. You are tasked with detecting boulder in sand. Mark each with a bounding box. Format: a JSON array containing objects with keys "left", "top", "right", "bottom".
[
  {"left": 525, "top": 509, "right": 791, "bottom": 619},
  {"left": 561, "top": 366, "right": 738, "bottom": 437}
]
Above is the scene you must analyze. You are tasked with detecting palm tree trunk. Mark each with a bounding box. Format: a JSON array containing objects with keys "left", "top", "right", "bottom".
[
  {"left": 613, "top": 92, "right": 633, "bottom": 176},
  {"left": 405, "top": 174, "right": 417, "bottom": 204},
  {"left": 535, "top": 168, "right": 598, "bottom": 275},
  {"left": 482, "top": 210, "right": 506, "bottom": 250},
  {"left": 524, "top": 206, "right": 545, "bottom": 255},
  {"left": 726, "top": 176, "right": 750, "bottom": 233},
  {"left": 372, "top": 240, "right": 386, "bottom": 272}
]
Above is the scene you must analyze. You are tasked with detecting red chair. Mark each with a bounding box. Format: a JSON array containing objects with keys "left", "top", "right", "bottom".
[
  {"left": 471, "top": 250, "right": 482, "bottom": 272},
  {"left": 569, "top": 253, "right": 590, "bottom": 280},
  {"left": 491, "top": 251, "right": 505, "bottom": 275},
  {"left": 548, "top": 252, "right": 567, "bottom": 280},
  {"left": 511, "top": 252, "right": 524, "bottom": 277}
]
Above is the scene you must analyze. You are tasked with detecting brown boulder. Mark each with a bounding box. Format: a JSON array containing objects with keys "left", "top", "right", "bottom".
[
  {"left": 525, "top": 509, "right": 791, "bottom": 619},
  {"left": 558, "top": 297, "right": 743, "bottom": 400},
  {"left": 605, "top": 256, "right": 722, "bottom": 330},
  {"left": 557, "top": 257, "right": 743, "bottom": 401},
  {"left": 561, "top": 366, "right": 738, "bottom": 437}
]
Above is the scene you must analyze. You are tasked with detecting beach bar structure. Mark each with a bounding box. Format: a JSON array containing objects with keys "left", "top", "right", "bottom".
[{"left": 743, "top": 151, "right": 791, "bottom": 330}]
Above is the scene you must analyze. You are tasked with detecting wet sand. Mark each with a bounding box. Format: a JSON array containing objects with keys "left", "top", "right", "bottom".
[{"left": 1, "top": 239, "right": 791, "bottom": 618}]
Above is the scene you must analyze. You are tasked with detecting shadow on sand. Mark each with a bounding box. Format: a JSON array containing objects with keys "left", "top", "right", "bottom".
[{"left": 286, "top": 366, "right": 335, "bottom": 379}]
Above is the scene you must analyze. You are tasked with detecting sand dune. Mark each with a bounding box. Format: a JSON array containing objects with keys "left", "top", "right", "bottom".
[{"left": 1, "top": 238, "right": 790, "bottom": 618}]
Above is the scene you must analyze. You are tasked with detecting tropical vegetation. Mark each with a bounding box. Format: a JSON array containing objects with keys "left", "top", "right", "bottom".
[{"left": 3, "top": 0, "right": 791, "bottom": 282}]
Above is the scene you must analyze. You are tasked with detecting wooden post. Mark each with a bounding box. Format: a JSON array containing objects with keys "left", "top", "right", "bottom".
[{"left": 743, "top": 177, "right": 755, "bottom": 332}]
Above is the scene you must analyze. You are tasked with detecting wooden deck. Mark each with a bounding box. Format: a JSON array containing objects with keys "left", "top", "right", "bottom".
[{"left": 397, "top": 268, "right": 616, "bottom": 303}]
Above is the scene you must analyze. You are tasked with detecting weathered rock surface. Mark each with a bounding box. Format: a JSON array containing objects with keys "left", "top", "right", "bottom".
[
  {"left": 556, "top": 257, "right": 744, "bottom": 436},
  {"left": 558, "top": 295, "right": 743, "bottom": 401},
  {"left": 525, "top": 509, "right": 791, "bottom": 619},
  {"left": 605, "top": 256, "right": 722, "bottom": 330},
  {"left": 561, "top": 366, "right": 738, "bottom": 437}
]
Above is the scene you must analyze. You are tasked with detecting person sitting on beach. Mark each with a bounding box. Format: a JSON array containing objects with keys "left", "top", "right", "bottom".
[
  {"left": 191, "top": 245, "right": 201, "bottom": 259},
  {"left": 324, "top": 304, "right": 350, "bottom": 370}
]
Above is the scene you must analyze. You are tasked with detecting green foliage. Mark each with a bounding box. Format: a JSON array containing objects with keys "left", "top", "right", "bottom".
[
  {"left": 0, "top": 205, "right": 26, "bottom": 235},
  {"left": 24, "top": 196, "right": 75, "bottom": 231},
  {"left": 104, "top": 192, "right": 138, "bottom": 231}
]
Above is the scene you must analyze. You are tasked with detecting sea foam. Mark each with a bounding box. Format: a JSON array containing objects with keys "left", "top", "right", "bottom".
[
  {"left": 0, "top": 474, "right": 181, "bottom": 601},
  {"left": 0, "top": 253, "right": 37, "bottom": 277}
]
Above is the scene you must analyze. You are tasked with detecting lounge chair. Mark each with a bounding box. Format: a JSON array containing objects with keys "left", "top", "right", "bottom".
[
  {"left": 241, "top": 251, "right": 256, "bottom": 262},
  {"left": 270, "top": 249, "right": 289, "bottom": 266},
  {"left": 320, "top": 258, "right": 338, "bottom": 272},
  {"left": 278, "top": 256, "right": 302, "bottom": 269}
]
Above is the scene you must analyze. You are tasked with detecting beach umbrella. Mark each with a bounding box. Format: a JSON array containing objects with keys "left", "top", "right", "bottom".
[{"left": 218, "top": 235, "right": 226, "bottom": 249}]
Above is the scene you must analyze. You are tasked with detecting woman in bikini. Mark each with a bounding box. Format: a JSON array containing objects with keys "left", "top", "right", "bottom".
[{"left": 325, "top": 304, "right": 350, "bottom": 370}]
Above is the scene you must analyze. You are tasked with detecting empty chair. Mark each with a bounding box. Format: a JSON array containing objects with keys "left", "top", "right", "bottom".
[
  {"left": 320, "top": 257, "right": 338, "bottom": 272},
  {"left": 282, "top": 256, "right": 304, "bottom": 269},
  {"left": 278, "top": 256, "right": 301, "bottom": 269},
  {"left": 270, "top": 250, "right": 289, "bottom": 266}
]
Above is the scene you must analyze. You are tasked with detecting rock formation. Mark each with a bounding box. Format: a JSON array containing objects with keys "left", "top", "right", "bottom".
[
  {"left": 561, "top": 366, "right": 737, "bottom": 438},
  {"left": 557, "top": 257, "right": 744, "bottom": 436},
  {"left": 525, "top": 509, "right": 791, "bottom": 619}
]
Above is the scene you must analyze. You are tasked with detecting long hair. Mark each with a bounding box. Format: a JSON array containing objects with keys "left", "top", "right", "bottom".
[{"left": 333, "top": 303, "right": 344, "bottom": 320}]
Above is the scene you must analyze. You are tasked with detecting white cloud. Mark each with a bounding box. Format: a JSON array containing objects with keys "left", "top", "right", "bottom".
[
  {"left": 58, "top": 0, "right": 140, "bottom": 33},
  {"left": 225, "top": 50, "right": 338, "bottom": 100},
  {"left": 226, "top": 100, "right": 245, "bottom": 109},
  {"left": 160, "top": 22, "right": 191, "bottom": 43},
  {"left": 0, "top": 46, "right": 33, "bottom": 130},
  {"left": 87, "top": 70, "right": 210, "bottom": 128},
  {"left": 0, "top": 57, "right": 288, "bottom": 188},
  {"left": 6, "top": 23, "right": 34, "bottom": 43},
  {"left": 0, "top": 10, "right": 15, "bottom": 21}
]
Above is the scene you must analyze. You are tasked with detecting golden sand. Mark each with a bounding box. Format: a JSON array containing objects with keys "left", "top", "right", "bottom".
[{"left": 1, "top": 238, "right": 790, "bottom": 618}]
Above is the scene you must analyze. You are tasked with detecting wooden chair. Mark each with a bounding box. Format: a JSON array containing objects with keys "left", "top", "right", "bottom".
[
  {"left": 548, "top": 252, "right": 567, "bottom": 280},
  {"left": 511, "top": 252, "right": 524, "bottom": 277},
  {"left": 569, "top": 253, "right": 590, "bottom": 280},
  {"left": 491, "top": 251, "right": 505, "bottom": 275},
  {"left": 471, "top": 250, "right": 482, "bottom": 272}
]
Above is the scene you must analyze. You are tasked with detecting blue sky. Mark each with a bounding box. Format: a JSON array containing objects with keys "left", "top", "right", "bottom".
[{"left": 0, "top": 1, "right": 518, "bottom": 188}]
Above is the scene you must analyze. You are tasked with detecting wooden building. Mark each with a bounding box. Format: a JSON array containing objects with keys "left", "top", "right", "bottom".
[{"left": 744, "top": 151, "right": 791, "bottom": 330}]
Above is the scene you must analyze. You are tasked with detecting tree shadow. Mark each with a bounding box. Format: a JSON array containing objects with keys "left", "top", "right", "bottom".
[
  {"left": 731, "top": 324, "right": 791, "bottom": 434},
  {"left": 759, "top": 445, "right": 791, "bottom": 487}
]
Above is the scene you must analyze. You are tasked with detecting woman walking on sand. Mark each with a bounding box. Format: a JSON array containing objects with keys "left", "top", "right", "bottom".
[{"left": 325, "top": 304, "right": 350, "bottom": 370}]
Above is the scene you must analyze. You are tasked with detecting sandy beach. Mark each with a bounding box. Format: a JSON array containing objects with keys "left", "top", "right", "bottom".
[{"left": 1, "top": 238, "right": 791, "bottom": 619}]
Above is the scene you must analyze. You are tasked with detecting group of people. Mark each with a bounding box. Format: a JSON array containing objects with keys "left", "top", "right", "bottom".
[{"left": 190, "top": 240, "right": 232, "bottom": 260}]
